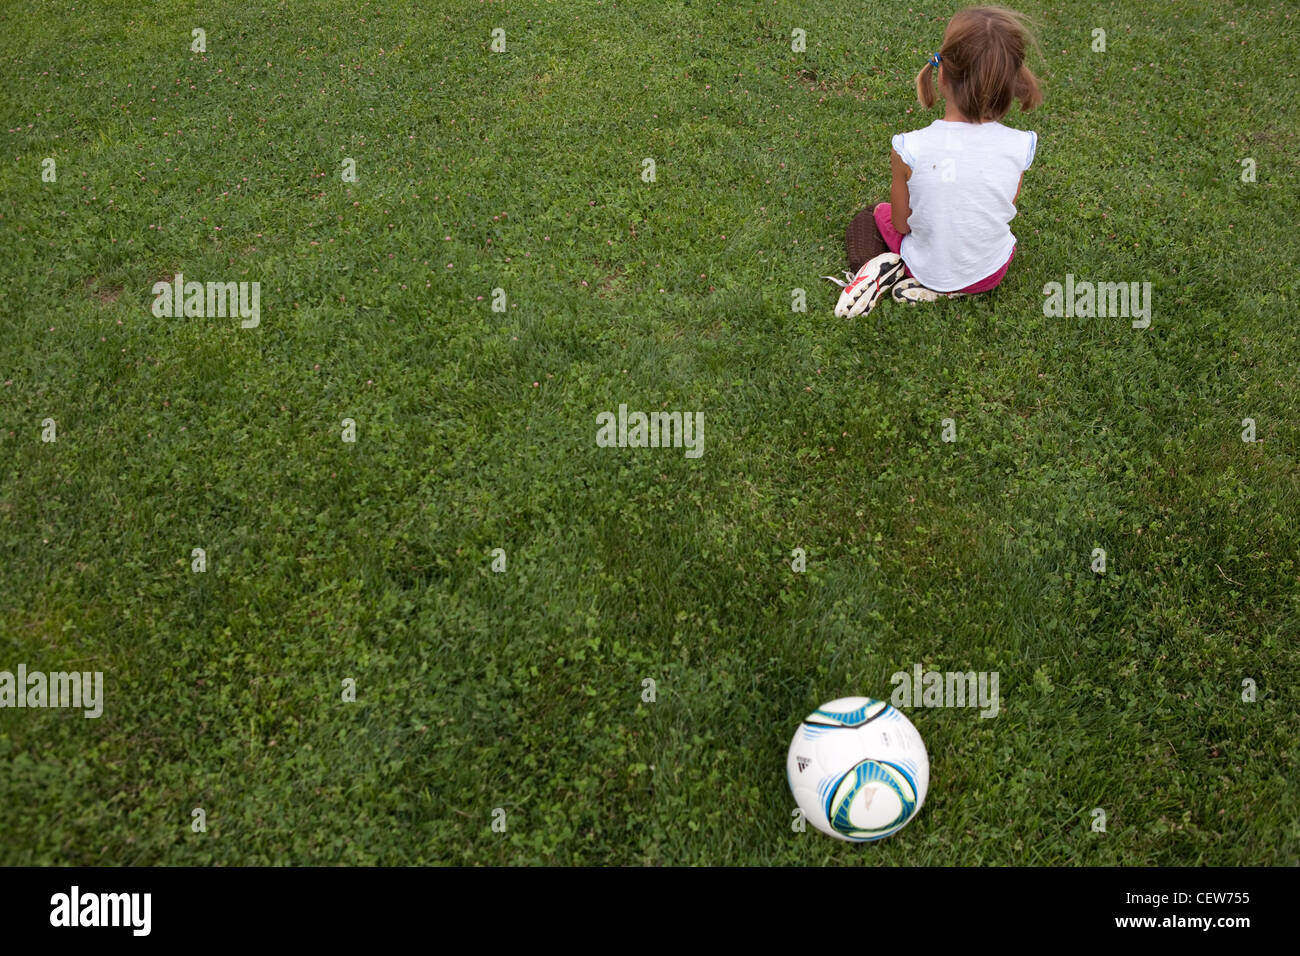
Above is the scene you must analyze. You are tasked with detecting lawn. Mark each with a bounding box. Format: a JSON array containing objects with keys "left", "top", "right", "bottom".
[{"left": 1, "top": 0, "right": 1297, "bottom": 865}]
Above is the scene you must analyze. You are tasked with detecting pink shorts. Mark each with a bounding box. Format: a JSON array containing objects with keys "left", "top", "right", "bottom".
[{"left": 873, "top": 202, "right": 1014, "bottom": 294}]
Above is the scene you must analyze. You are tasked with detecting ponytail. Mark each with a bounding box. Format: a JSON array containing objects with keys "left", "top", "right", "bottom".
[
  {"left": 915, "top": 61, "right": 937, "bottom": 109},
  {"left": 1013, "top": 63, "right": 1043, "bottom": 112}
]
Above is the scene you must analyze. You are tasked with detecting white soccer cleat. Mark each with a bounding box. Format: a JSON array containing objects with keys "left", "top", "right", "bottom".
[
  {"left": 890, "top": 277, "right": 968, "bottom": 304},
  {"left": 828, "top": 253, "right": 905, "bottom": 318}
]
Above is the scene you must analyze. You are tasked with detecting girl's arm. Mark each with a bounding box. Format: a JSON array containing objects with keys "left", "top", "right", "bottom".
[
  {"left": 890, "top": 149, "right": 912, "bottom": 234},
  {"left": 1014, "top": 173, "right": 1024, "bottom": 203}
]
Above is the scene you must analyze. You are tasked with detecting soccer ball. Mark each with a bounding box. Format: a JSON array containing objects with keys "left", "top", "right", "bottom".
[{"left": 787, "top": 697, "right": 929, "bottom": 842}]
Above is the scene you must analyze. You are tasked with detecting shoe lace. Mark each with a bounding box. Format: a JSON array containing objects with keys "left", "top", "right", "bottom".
[{"left": 820, "top": 270, "right": 857, "bottom": 288}]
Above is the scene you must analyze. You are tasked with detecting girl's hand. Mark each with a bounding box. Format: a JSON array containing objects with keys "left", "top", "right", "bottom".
[{"left": 890, "top": 149, "right": 912, "bottom": 234}]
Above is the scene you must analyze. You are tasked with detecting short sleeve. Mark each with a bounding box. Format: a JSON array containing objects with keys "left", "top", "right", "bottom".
[
  {"left": 891, "top": 132, "right": 915, "bottom": 167},
  {"left": 1024, "top": 130, "right": 1038, "bottom": 170}
]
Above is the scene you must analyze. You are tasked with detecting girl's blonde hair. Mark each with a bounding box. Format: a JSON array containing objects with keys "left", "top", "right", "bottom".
[{"left": 916, "top": 6, "right": 1043, "bottom": 121}]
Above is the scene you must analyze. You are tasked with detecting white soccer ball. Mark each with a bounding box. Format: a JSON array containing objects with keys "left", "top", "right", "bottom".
[{"left": 787, "top": 697, "right": 929, "bottom": 841}]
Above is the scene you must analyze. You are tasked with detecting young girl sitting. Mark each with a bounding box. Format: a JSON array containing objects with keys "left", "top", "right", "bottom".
[{"left": 830, "top": 6, "right": 1043, "bottom": 317}]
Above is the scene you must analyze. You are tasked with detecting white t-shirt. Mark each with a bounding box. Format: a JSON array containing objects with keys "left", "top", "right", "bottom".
[{"left": 891, "top": 120, "right": 1037, "bottom": 291}]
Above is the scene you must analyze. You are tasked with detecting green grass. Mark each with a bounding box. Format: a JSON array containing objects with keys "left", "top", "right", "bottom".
[{"left": 1, "top": 0, "right": 1297, "bottom": 865}]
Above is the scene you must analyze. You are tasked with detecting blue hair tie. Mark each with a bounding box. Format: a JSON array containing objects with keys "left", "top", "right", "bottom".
[{"left": 928, "top": 52, "right": 942, "bottom": 68}]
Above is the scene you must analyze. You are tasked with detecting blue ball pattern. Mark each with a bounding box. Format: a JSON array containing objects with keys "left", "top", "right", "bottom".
[{"left": 827, "top": 759, "right": 918, "bottom": 841}]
